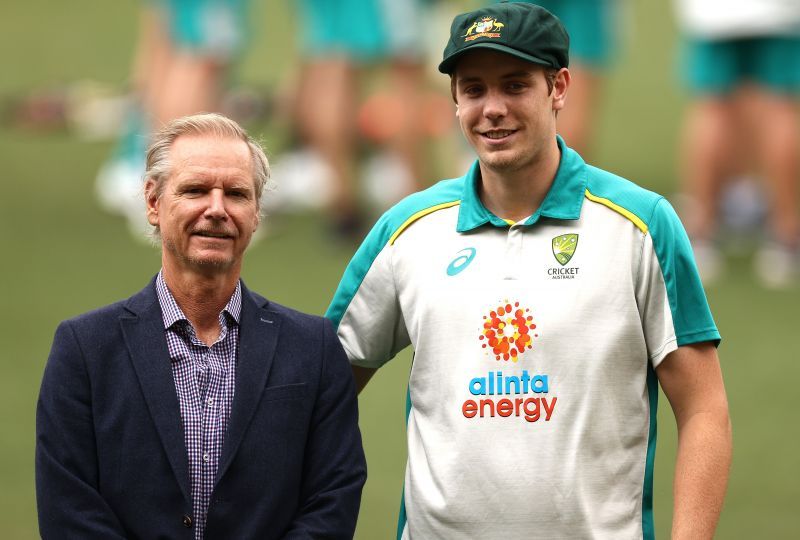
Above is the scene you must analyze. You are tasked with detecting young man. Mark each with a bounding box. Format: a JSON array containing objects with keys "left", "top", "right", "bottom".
[
  {"left": 38, "top": 114, "right": 365, "bottom": 539},
  {"left": 327, "top": 3, "right": 731, "bottom": 539}
]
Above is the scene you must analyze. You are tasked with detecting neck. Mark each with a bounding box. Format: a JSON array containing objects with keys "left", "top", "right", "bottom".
[
  {"left": 478, "top": 139, "right": 561, "bottom": 223},
  {"left": 161, "top": 262, "right": 239, "bottom": 345}
]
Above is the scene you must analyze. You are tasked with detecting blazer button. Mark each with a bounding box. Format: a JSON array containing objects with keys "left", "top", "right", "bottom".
[{"left": 182, "top": 514, "right": 193, "bottom": 528}]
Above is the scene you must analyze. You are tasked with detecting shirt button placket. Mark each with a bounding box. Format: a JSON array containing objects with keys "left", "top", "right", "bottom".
[{"left": 504, "top": 225, "right": 523, "bottom": 280}]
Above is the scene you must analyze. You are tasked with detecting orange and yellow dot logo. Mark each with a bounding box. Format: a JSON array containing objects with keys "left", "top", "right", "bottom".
[{"left": 479, "top": 301, "right": 538, "bottom": 361}]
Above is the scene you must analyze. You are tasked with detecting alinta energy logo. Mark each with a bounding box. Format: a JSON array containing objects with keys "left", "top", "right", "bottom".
[
  {"left": 462, "top": 300, "right": 557, "bottom": 423},
  {"left": 548, "top": 233, "right": 580, "bottom": 280},
  {"left": 479, "top": 301, "right": 537, "bottom": 361}
]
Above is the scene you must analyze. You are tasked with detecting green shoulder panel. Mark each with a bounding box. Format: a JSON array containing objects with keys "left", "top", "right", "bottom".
[
  {"left": 585, "top": 165, "right": 664, "bottom": 231},
  {"left": 325, "top": 177, "right": 464, "bottom": 328},
  {"left": 646, "top": 198, "right": 721, "bottom": 346},
  {"left": 585, "top": 166, "right": 720, "bottom": 346}
]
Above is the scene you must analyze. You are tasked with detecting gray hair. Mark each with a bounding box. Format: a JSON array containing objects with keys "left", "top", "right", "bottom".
[{"left": 144, "top": 112, "right": 272, "bottom": 209}]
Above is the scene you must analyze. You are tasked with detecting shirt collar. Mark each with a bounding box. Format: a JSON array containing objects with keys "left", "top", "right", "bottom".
[
  {"left": 155, "top": 270, "right": 242, "bottom": 330},
  {"left": 456, "top": 135, "right": 587, "bottom": 232}
]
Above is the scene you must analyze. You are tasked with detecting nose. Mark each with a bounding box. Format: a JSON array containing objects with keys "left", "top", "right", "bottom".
[
  {"left": 483, "top": 89, "right": 507, "bottom": 120},
  {"left": 204, "top": 189, "right": 228, "bottom": 220}
]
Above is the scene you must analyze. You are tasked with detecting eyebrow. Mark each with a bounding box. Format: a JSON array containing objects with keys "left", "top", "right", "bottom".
[
  {"left": 175, "top": 176, "right": 254, "bottom": 191},
  {"left": 457, "top": 70, "right": 534, "bottom": 84}
]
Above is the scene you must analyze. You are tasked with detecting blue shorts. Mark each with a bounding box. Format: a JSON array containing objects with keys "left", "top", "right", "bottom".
[
  {"left": 153, "top": 0, "right": 248, "bottom": 59},
  {"left": 296, "top": 0, "right": 425, "bottom": 61},
  {"left": 682, "top": 35, "right": 800, "bottom": 95},
  {"left": 507, "top": 0, "right": 617, "bottom": 69}
]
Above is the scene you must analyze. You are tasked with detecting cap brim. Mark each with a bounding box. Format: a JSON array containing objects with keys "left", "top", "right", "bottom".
[{"left": 439, "top": 42, "right": 554, "bottom": 74}]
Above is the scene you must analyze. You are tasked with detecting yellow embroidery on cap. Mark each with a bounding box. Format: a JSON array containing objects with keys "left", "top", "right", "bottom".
[{"left": 463, "top": 17, "right": 504, "bottom": 41}]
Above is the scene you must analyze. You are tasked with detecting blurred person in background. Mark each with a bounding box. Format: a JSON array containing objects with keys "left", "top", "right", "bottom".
[
  {"left": 675, "top": 0, "right": 800, "bottom": 287},
  {"left": 508, "top": 0, "right": 621, "bottom": 157},
  {"left": 276, "top": 0, "right": 432, "bottom": 240},
  {"left": 328, "top": 3, "right": 731, "bottom": 538},
  {"left": 95, "top": 0, "right": 249, "bottom": 238},
  {"left": 37, "top": 114, "right": 366, "bottom": 539}
]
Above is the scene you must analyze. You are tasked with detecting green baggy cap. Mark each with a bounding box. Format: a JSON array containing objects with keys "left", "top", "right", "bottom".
[{"left": 439, "top": 1, "right": 570, "bottom": 75}]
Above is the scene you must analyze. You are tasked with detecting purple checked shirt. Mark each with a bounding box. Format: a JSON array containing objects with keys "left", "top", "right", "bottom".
[{"left": 156, "top": 272, "right": 240, "bottom": 540}]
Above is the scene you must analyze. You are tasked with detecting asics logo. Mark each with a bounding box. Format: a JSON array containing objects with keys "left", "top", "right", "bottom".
[{"left": 447, "top": 248, "right": 477, "bottom": 276}]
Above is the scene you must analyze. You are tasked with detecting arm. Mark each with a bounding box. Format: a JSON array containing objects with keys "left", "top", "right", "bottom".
[
  {"left": 36, "top": 322, "right": 128, "bottom": 539},
  {"left": 656, "top": 342, "right": 732, "bottom": 540},
  {"left": 282, "top": 319, "right": 367, "bottom": 540}
]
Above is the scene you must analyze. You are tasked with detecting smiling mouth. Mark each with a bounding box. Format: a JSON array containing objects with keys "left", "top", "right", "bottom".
[
  {"left": 481, "top": 129, "right": 516, "bottom": 140},
  {"left": 193, "top": 231, "right": 234, "bottom": 239}
]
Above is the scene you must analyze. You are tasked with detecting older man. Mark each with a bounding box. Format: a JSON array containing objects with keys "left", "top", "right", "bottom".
[{"left": 37, "top": 113, "right": 366, "bottom": 539}]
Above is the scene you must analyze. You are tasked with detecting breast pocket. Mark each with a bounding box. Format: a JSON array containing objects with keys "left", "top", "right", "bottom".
[{"left": 257, "top": 382, "right": 310, "bottom": 435}]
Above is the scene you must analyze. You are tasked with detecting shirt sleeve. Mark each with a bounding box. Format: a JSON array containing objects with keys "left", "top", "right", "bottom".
[
  {"left": 326, "top": 223, "right": 411, "bottom": 369},
  {"left": 637, "top": 198, "right": 721, "bottom": 367}
]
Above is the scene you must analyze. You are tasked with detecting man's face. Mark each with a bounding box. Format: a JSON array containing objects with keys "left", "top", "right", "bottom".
[
  {"left": 146, "top": 134, "right": 259, "bottom": 276},
  {"left": 454, "top": 49, "right": 565, "bottom": 174}
]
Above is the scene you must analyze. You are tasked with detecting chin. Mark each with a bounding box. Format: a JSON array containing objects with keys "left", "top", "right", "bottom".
[
  {"left": 480, "top": 152, "right": 525, "bottom": 171},
  {"left": 187, "top": 253, "right": 236, "bottom": 270}
]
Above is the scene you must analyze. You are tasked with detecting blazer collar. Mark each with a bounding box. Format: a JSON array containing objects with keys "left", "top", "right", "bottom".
[
  {"left": 120, "top": 277, "right": 282, "bottom": 497},
  {"left": 216, "top": 280, "right": 282, "bottom": 482},
  {"left": 120, "top": 277, "right": 192, "bottom": 503}
]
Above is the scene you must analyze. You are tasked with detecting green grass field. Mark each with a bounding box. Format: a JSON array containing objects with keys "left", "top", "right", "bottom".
[{"left": 2, "top": 1, "right": 799, "bottom": 538}]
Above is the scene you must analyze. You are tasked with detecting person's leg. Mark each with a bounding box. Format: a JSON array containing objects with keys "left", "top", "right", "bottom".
[
  {"left": 749, "top": 36, "right": 800, "bottom": 247},
  {"left": 751, "top": 91, "right": 800, "bottom": 246},
  {"left": 151, "top": 0, "right": 245, "bottom": 124},
  {"left": 96, "top": 2, "right": 168, "bottom": 218},
  {"left": 152, "top": 53, "right": 224, "bottom": 123},
  {"left": 746, "top": 36, "right": 800, "bottom": 286},
  {"left": 294, "top": 58, "right": 360, "bottom": 226},
  {"left": 680, "top": 98, "right": 738, "bottom": 240},
  {"left": 678, "top": 36, "right": 742, "bottom": 281}
]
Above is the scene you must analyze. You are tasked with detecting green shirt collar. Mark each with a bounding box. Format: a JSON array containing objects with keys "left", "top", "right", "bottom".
[{"left": 456, "top": 135, "right": 587, "bottom": 232}]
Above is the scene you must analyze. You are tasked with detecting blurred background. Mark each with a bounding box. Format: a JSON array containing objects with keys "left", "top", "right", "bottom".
[{"left": 1, "top": 0, "right": 798, "bottom": 538}]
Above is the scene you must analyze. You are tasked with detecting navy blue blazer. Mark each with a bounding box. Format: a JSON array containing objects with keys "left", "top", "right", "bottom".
[{"left": 36, "top": 277, "right": 366, "bottom": 539}]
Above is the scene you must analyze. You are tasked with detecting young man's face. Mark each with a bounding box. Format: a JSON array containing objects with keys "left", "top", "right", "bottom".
[{"left": 453, "top": 49, "right": 566, "bottom": 175}]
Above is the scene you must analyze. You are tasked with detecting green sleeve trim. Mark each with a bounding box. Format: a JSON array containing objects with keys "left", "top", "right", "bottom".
[{"left": 642, "top": 364, "right": 658, "bottom": 540}]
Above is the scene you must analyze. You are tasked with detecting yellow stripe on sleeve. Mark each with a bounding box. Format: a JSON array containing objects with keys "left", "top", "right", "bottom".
[
  {"left": 389, "top": 200, "right": 461, "bottom": 245},
  {"left": 584, "top": 190, "right": 648, "bottom": 233}
]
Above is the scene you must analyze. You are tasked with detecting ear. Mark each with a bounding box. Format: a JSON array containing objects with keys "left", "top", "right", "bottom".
[
  {"left": 552, "top": 68, "right": 570, "bottom": 112},
  {"left": 455, "top": 105, "right": 460, "bottom": 117},
  {"left": 144, "top": 178, "right": 160, "bottom": 227}
]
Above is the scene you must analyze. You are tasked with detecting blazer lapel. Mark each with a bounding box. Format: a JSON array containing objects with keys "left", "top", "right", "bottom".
[
  {"left": 120, "top": 280, "right": 191, "bottom": 504},
  {"left": 216, "top": 284, "right": 281, "bottom": 482}
]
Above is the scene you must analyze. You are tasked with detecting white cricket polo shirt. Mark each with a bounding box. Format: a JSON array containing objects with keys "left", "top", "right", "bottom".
[{"left": 327, "top": 137, "right": 720, "bottom": 540}]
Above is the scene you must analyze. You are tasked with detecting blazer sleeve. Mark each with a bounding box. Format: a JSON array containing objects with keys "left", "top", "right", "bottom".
[
  {"left": 36, "top": 321, "right": 128, "bottom": 539},
  {"left": 282, "top": 318, "right": 367, "bottom": 539}
]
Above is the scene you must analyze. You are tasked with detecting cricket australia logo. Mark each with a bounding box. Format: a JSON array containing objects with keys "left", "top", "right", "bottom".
[
  {"left": 548, "top": 234, "right": 580, "bottom": 279},
  {"left": 463, "top": 17, "right": 505, "bottom": 41},
  {"left": 552, "top": 234, "right": 578, "bottom": 265}
]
